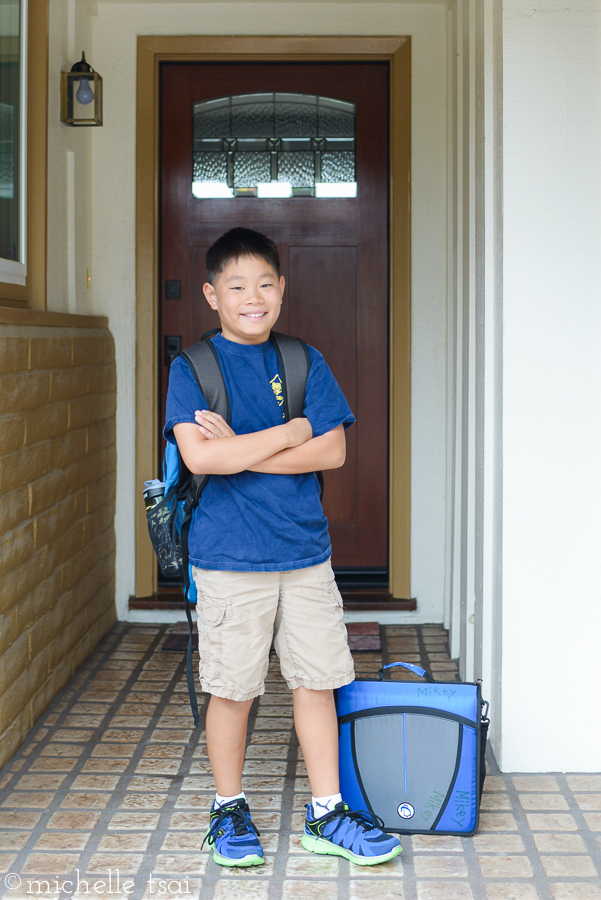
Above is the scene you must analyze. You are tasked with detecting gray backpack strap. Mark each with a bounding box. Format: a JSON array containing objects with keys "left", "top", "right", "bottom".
[
  {"left": 181, "top": 339, "right": 231, "bottom": 425},
  {"left": 270, "top": 331, "right": 311, "bottom": 421},
  {"left": 180, "top": 338, "right": 230, "bottom": 504}
]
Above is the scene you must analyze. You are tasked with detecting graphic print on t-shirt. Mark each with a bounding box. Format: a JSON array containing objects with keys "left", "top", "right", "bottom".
[{"left": 270, "top": 373, "right": 286, "bottom": 419}]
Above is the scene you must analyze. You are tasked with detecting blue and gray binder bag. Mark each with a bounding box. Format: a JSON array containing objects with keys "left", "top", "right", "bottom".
[{"left": 336, "top": 661, "right": 489, "bottom": 836}]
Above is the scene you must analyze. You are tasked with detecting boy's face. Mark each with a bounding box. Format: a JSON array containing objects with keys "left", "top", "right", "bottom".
[{"left": 203, "top": 255, "right": 285, "bottom": 345}]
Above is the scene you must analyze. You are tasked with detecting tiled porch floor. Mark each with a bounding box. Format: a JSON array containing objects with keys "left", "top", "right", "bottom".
[{"left": 1, "top": 623, "right": 600, "bottom": 900}]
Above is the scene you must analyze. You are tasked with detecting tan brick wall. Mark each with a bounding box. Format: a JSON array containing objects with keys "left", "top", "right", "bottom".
[{"left": 0, "top": 325, "right": 117, "bottom": 767}]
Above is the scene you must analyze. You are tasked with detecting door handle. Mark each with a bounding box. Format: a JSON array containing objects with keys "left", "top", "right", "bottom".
[{"left": 164, "top": 335, "right": 182, "bottom": 367}]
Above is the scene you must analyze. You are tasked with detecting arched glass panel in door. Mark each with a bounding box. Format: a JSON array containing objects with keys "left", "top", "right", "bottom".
[{"left": 192, "top": 93, "right": 356, "bottom": 199}]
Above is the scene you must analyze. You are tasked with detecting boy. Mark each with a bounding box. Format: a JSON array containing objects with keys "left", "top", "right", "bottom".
[{"left": 164, "top": 227, "right": 401, "bottom": 868}]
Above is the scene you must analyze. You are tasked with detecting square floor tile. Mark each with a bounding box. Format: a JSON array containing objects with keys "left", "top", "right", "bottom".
[
  {"left": 97, "top": 833, "right": 151, "bottom": 851},
  {"left": 413, "top": 855, "right": 468, "bottom": 878},
  {"left": 484, "top": 886, "right": 540, "bottom": 900},
  {"left": 40, "top": 744, "right": 85, "bottom": 757},
  {"left": 118, "top": 794, "right": 167, "bottom": 810},
  {"left": 349, "top": 884, "right": 405, "bottom": 900},
  {"left": 168, "top": 812, "right": 205, "bottom": 830},
  {"left": 477, "top": 856, "right": 533, "bottom": 878},
  {"left": 2, "top": 792, "right": 55, "bottom": 808},
  {"left": 215, "top": 883, "right": 272, "bottom": 900},
  {"left": 91, "top": 744, "right": 138, "bottom": 758},
  {"left": 474, "top": 814, "right": 519, "bottom": 832},
  {"left": 135, "top": 760, "right": 182, "bottom": 776},
  {"left": 525, "top": 813, "right": 577, "bottom": 831},
  {"left": 519, "top": 793, "right": 569, "bottom": 811},
  {"left": 51, "top": 729, "right": 95, "bottom": 742},
  {"left": 107, "top": 813, "right": 161, "bottom": 830},
  {"left": 574, "top": 794, "right": 601, "bottom": 811},
  {"left": 549, "top": 887, "right": 601, "bottom": 900},
  {"left": 153, "top": 854, "right": 208, "bottom": 875},
  {"left": 533, "top": 833, "right": 587, "bottom": 853},
  {"left": 21, "top": 852, "right": 81, "bottom": 873},
  {"left": 160, "top": 833, "right": 206, "bottom": 853},
  {"left": 512, "top": 775, "right": 559, "bottom": 792},
  {"left": 127, "top": 776, "right": 173, "bottom": 791},
  {"left": 47, "top": 811, "right": 102, "bottom": 829},
  {"left": 0, "top": 853, "right": 18, "bottom": 872},
  {"left": 33, "top": 833, "right": 91, "bottom": 851},
  {"left": 102, "top": 730, "right": 146, "bottom": 743},
  {"left": 86, "top": 853, "right": 144, "bottom": 874},
  {"left": 0, "top": 831, "right": 31, "bottom": 850},
  {"left": 481, "top": 794, "right": 513, "bottom": 811},
  {"left": 59, "top": 793, "right": 110, "bottom": 810},
  {"left": 70, "top": 775, "right": 120, "bottom": 791},
  {"left": 416, "top": 885, "right": 473, "bottom": 900},
  {"left": 541, "top": 855, "right": 598, "bottom": 877},
  {"left": 281, "top": 882, "right": 337, "bottom": 900},
  {"left": 285, "top": 855, "right": 339, "bottom": 877},
  {"left": 583, "top": 813, "right": 601, "bottom": 830},
  {"left": 412, "top": 834, "right": 463, "bottom": 852},
  {"left": 81, "top": 759, "right": 130, "bottom": 774},
  {"left": 29, "top": 758, "right": 78, "bottom": 772},
  {"left": 566, "top": 775, "right": 601, "bottom": 792},
  {"left": 472, "top": 834, "right": 525, "bottom": 853},
  {"left": 142, "top": 745, "right": 186, "bottom": 759},
  {"left": 483, "top": 777, "right": 507, "bottom": 792},
  {"left": 0, "top": 812, "right": 42, "bottom": 828}
]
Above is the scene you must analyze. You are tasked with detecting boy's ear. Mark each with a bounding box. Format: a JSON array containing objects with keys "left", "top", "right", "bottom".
[
  {"left": 203, "top": 281, "right": 218, "bottom": 309},
  {"left": 279, "top": 275, "right": 285, "bottom": 299}
]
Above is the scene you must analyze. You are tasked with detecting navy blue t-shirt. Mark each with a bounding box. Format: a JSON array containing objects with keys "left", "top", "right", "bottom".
[{"left": 164, "top": 333, "right": 355, "bottom": 572}]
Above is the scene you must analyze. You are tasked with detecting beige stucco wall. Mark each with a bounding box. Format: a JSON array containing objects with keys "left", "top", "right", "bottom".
[
  {"left": 87, "top": 0, "right": 449, "bottom": 621},
  {"left": 46, "top": 0, "right": 95, "bottom": 316},
  {"left": 0, "top": 324, "right": 117, "bottom": 768}
]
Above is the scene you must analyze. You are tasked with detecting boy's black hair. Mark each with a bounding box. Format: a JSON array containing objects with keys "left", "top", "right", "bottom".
[{"left": 205, "top": 227, "right": 280, "bottom": 284}]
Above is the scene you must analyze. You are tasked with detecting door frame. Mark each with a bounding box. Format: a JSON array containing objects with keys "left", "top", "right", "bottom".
[{"left": 134, "top": 36, "right": 411, "bottom": 601}]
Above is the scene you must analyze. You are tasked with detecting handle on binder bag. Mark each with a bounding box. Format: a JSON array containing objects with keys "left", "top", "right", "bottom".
[{"left": 377, "top": 661, "right": 435, "bottom": 683}]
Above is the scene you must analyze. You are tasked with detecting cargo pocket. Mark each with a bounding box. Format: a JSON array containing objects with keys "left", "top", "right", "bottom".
[
  {"left": 197, "top": 596, "right": 227, "bottom": 682},
  {"left": 326, "top": 578, "right": 348, "bottom": 636}
]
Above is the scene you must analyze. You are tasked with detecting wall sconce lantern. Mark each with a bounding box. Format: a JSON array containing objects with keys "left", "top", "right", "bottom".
[{"left": 61, "top": 52, "right": 103, "bottom": 126}]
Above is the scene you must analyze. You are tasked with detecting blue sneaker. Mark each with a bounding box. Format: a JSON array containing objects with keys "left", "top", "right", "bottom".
[
  {"left": 202, "top": 798, "right": 264, "bottom": 867},
  {"left": 301, "top": 801, "right": 402, "bottom": 866}
]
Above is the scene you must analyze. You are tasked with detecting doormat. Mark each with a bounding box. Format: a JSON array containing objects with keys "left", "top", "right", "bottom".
[
  {"left": 163, "top": 633, "right": 197, "bottom": 651},
  {"left": 162, "top": 623, "right": 381, "bottom": 652},
  {"left": 347, "top": 622, "right": 381, "bottom": 652}
]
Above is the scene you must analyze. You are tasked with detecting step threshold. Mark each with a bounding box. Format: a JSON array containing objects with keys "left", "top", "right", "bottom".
[{"left": 129, "top": 590, "right": 416, "bottom": 613}]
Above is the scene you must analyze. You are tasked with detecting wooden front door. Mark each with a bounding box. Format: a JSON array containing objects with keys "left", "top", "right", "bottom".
[{"left": 160, "top": 62, "right": 389, "bottom": 578}]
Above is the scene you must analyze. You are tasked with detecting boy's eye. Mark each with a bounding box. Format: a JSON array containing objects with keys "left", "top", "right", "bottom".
[{"left": 261, "top": 282, "right": 273, "bottom": 288}]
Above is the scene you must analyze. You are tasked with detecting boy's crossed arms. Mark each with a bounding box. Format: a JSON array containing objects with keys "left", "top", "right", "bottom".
[{"left": 173, "top": 411, "right": 346, "bottom": 476}]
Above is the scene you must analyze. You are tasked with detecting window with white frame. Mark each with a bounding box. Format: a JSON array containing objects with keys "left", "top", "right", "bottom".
[{"left": 0, "top": 0, "right": 27, "bottom": 285}]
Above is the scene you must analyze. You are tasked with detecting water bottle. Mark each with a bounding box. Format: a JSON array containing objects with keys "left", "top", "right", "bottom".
[{"left": 143, "top": 479, "right": 165, "bottom": 510}]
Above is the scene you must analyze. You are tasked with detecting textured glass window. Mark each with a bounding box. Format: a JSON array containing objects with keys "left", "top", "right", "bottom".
[
  {"left": 192, "top": 93, "right": 356, "bottom": 199},
  {"left": 0, "top": 0, "right": 26, "bottom": 280}
]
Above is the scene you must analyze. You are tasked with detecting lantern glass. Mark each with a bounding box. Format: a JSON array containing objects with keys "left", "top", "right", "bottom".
[{"left": 61, "top": 71, "right": 103, "bottom": 126}]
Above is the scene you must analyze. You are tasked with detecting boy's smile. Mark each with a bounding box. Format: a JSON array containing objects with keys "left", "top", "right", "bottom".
[{"left": 203, "top": 255, "right": 285, "bottom": 345}]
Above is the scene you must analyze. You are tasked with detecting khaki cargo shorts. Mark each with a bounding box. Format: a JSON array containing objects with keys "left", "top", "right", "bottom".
[{"left": 191, "top": 559, "right": 355, "bottom": 701}]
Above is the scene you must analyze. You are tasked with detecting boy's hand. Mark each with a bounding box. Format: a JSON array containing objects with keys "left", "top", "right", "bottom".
[
  {"left": 286, "top": 417, "right": 313, "bottom": 447},
  {"left": 195, "top": 409, "right": 236, "bottom": 440}
]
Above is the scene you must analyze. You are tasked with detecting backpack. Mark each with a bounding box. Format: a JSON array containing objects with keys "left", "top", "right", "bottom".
[{"left": 146, "top": 329, "right": 321, "bottom": 724}]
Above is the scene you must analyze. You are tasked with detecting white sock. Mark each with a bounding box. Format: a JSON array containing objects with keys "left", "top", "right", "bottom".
[
  {"left": 215, "top": 791, "right": 246, "bottom": 808},
  {"left": 312, "top": 793, "right": 342, "bottom": 818}
]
